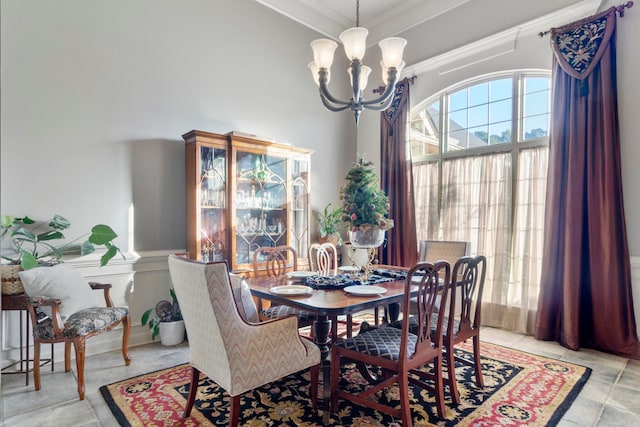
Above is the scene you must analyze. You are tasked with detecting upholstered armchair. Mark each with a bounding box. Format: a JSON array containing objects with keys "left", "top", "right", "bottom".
[
  {"left": 167, "top": 255, "right": 320, "bottom": 427},
  {"left": 19, "top": 263, "right": 131, "bottom": 400}
]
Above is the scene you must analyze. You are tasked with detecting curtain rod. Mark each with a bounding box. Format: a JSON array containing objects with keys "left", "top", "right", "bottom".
[
  {"left": 538, "top": 1, "right": 633, "bottom": 37},
  {"left": 372, "top": 76, "right": 417, "bottom": 95}
]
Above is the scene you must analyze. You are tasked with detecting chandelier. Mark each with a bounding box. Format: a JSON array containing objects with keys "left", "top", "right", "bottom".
[{"left": 308, "top": 0, "right": 407, "bottom": 126}]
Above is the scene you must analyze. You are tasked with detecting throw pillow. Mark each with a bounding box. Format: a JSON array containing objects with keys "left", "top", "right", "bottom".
[
  {"left": 229, "top": 273, "right": 259, "bottom": 323},
  {"left": 19, "top": 263, "right": 97, "bottom": 321}
]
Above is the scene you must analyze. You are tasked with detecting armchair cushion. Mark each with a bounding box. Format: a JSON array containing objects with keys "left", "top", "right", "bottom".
[
  {"left": 33, "top": 306, "right": 129, "bottom": 339},
  {"left": 229, "top": 273, "right": 259, "bottom": 323},
  {"left": 19, "top": 263, "right": 97, "bottom": 321}
]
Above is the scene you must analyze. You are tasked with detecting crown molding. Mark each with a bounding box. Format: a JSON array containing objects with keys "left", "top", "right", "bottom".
[{"left": 402, "top": 0, "right": 601, "bottom": 77}]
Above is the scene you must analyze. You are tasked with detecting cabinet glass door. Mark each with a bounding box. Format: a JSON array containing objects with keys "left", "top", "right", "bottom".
[
  {"left": 290, "top": 158, "right": 310, "bottom": 259},
  {"left": 234, "top": 151, "right": 288, "bottom": 267},
  {"left": 199, "top": 145, "right": 227, "bottom": 262}
]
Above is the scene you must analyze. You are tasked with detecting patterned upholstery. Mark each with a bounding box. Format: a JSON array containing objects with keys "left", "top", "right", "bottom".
[
  {"left": 167, "top": 255, "right": 320, "bottom": 398},
  {"left": 261, "top": 305, "right": 315, "bottom": 322},
  {"left": 332, "top": 325, "right": 417, "bottom": 360},
  {"left": 33, "top": 307, "right": 128, "bottom": 339}
]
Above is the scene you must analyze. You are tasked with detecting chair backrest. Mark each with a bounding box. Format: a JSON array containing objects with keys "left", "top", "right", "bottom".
[
  {"left": 168, "top": 255, "right": 248, "bottom": 393},
  {"left": 308, "top": 242, "right": 338, "bottom": 275},
  {"left": 400, "top": 260, "right": 451, "bottom": 362},
  {"left": 418, "top": 240, "right": 469, "bottom": 263},
  {"left": 448, "top": 255, "right": 487, "bottom": 337},
  {"left": 253, "top": 245, "right": 298, "bottom": 277}
]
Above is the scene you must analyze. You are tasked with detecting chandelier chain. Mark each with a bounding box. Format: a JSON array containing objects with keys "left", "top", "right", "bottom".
[{"left": 356, "top": 0, "right": 360, "bottom": 27}]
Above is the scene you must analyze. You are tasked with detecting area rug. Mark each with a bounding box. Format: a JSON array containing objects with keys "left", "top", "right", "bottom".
[{"left": 100, "top": 341, "right": 590, "bottom": 426}]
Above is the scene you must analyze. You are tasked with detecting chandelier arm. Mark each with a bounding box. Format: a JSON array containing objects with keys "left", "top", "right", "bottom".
[
  {"left": 361, "top": 71, "right": 398, "bottom": 107},
  {"left": 319, "top": 80, "right": 352, "bottom": 107},
  {"left": 320, "top": 94, "right": 353, "bottom": 112}
]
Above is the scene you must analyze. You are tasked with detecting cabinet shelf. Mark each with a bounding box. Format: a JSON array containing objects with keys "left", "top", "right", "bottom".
[{"left": 183, "top": 129, "right": 313, "bottom": 274}]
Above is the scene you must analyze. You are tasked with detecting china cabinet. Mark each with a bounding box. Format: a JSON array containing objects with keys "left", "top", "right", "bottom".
[{"left": 182, "top": 130, "right": 312, "bottom": 274}]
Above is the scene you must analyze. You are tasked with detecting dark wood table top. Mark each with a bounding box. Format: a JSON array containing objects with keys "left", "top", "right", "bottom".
[{"left": 246, "top": 274, "right": 415, "bottom": 317}]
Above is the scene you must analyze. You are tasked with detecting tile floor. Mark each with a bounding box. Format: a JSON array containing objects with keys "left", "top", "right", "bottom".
[{"left": 2, "top": 325, "right": 640, "bottom": 426}]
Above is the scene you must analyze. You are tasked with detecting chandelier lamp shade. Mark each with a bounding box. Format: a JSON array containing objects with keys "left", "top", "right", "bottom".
[{"left": 308, "top": 2, "right": 407, "bottom": 126}]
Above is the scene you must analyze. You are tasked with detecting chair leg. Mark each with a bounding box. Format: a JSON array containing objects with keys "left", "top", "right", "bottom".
[
  {"left": 73, "top": 339, "right": 86, "bottom": 400},
  {"left": 64, "top": 342, "right": 71, "bottom": 372},
  {"left": 330, "top": 351, "right": 340, "bottom": 412},
  {"left": 121, "top": 315, "right": 132, "bottom": 365},
  {"left": 446, "top": 340, "right": 460, "bottom": 405},
  {"left": 473, "top": 336, "right": 484, "bottom": 388},
  {"left": 346, "top": 314, "right": 353, "bottom": 338},
  {"left": 399, "top": 375, "right": 413, "bottom": 427},
  {"left": 434, "top": 355, "right": 446, "bottom": 418},
  {"left": 330, "top": 316, "right": 338, "bottom": 343},
  {"left": 310, "top": 364, "right": 319, "bottom": 414},
  {"left": 229, "top": 395, "right": 241, "bottom": 427},
  {"left": 33, "top": 340, "right": 41, "bottom": 391},
  {"left": 183, "top": 366, "right": 200, "bottom": 417}
]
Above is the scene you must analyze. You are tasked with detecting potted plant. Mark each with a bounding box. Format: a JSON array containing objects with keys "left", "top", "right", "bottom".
[
  {"left": 141, "top": 288, "right": 185, "bottom": 346},
  {"left": 316, "top": 203, "right": 343, "bottom": 246},
  {"left": 0, "top": 214, "right": 123, "bottom": 295},
  {"left": 339, "top": 156, "right": 394, "bottom": 241}
]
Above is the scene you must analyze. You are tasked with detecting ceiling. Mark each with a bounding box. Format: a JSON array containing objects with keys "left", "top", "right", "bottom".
[{"left": 254, "top": 0, "right": 472, "bottom": 44}]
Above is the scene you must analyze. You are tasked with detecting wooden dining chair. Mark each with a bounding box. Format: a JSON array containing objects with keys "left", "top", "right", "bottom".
[
  {"left": 252, "top": 245, "right": 316, "bottom": 330},
  {"left": 330, "top": 261, "right": 452, "bottom": 425},
  {"left": 309, "top": 242, "right": 353, "bottom": 340},
  {"left": 441, "top": 255, "right": 487, "bottom": 405}
]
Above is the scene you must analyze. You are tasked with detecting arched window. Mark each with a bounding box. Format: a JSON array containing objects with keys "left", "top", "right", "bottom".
[{"left": 411, "top": 71, "right": 550, "bottom": 334}]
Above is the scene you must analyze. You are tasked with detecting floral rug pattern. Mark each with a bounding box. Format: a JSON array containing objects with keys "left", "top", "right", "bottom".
[{"left": 100, "top": 341, "right": 590, "bottom": 426}]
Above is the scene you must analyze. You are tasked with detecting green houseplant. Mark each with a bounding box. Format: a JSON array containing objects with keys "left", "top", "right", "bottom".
[
  {"left": 1, "top": 214, "right": 122, "bottom": 270},
  {"left": 1, "top": 213, "right": 123, "bottom": 295},
  {"left": 316, "top": 203, "right": 343, "bottom": 245},
  {"left": 141, "top": 288, "right": 185, "bottom": 345},
  {"left": 339, "top": 157, "right": 394, "bottom": 232}
]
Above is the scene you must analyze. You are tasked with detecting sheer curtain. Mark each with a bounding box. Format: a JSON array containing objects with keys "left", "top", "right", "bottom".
[{"left": 413, "top": 147, "right": 548, "bottom": 334}]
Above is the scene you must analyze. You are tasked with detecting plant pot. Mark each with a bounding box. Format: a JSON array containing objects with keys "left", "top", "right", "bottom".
[
  {"left": 159, "top": 320, "right": 185, "bottom": 346},
  {"left": 1, "top": 265, "right": 24, "bottom": 295},
  {"left": 319, "top": 234, "right": 340, "bottom": 246},
  {"left": 349, "top": 227, "right": 385, "bottom": 248}
]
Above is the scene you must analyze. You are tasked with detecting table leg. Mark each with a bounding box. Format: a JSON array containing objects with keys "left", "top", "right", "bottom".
[{"left": 313, "top": 315, "right": 331, "bottom": 424}]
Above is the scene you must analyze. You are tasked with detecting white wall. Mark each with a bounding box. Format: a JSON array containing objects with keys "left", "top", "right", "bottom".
[{"left": 0, "top": 0, "right": 353, "bottom": 366}]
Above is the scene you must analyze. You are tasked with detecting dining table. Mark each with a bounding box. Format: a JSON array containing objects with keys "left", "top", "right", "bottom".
[{"left": 246, "top": 267, "right": 416, "bottom": 424}]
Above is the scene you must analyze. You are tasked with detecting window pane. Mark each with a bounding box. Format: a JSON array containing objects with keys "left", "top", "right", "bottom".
[
  {"left": 447, "top": 129, "right": 468, "bottom": 150},
  {"left": 489, "top": 121, "right": 512, "bottom": 143},
  {"left": 469, "top": 82, "right": 488, "bottom": 107},
  {"left": 469, "top": 125, "right": 489, "bottom": 146},
  {"left": 490, "top": 78, "right": 512, "bottom": 102},
  {"left": 524, "top": 91, "right": 549, "bottom": 117},
  {"left": 426, "top": 101, "right": 440, "bottom": 134},
  {"left": 489, "top": 98, "right": 512, "bottom": 123},
  {"left": 449, "top": 89, "right": 467, "bottom": 112},
  {"left": 523, "top": 114, "right": 549, "bottom": 139},
  {"left": 468, "top": 104, "right": 488, "bottom": 128},
  {"left": 450, "top": 110, "right": 467, "bottom": 129},
  {"left": 524, "top": 77, "right": 550, "bottom": 94}
]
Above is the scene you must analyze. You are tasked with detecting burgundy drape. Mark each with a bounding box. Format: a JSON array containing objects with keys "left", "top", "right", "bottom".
[
  {"left": 380, "top": 79, "right": 418, "bottom": 267},
  {"left": 535, "top": 7, "right": 640, "bottom": 359}
]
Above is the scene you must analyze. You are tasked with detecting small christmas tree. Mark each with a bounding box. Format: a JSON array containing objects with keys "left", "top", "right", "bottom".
[{"left": 339, "top": 156, "right": 394, "bottom": 231}]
